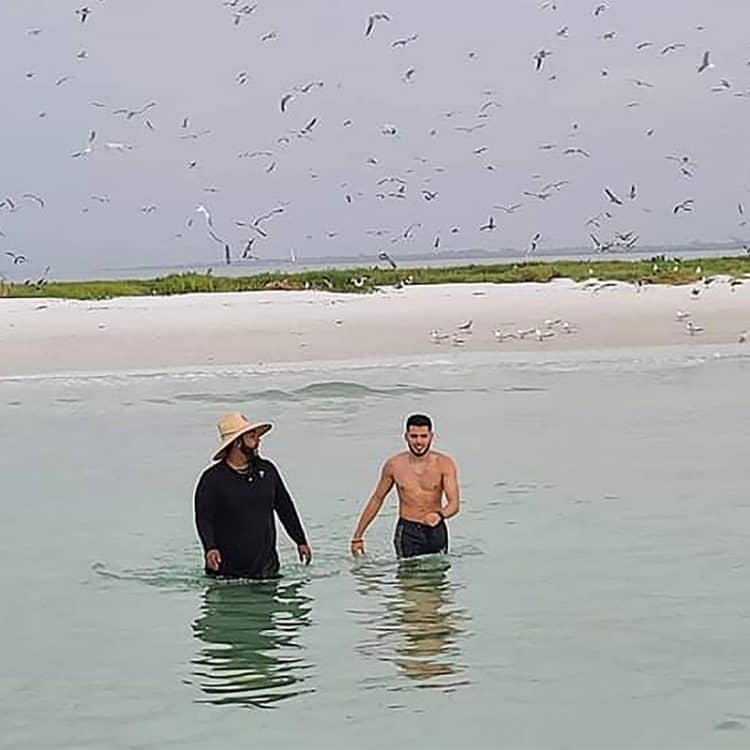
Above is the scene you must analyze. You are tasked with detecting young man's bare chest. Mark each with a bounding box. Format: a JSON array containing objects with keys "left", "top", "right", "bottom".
[{"left": 393, "top": 456, "right": 443, "bottom": 494}]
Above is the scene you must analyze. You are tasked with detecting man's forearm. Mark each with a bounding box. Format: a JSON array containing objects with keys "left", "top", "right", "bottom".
[{"left": 352, "top": 498, "right": 381, "bottom": 539}]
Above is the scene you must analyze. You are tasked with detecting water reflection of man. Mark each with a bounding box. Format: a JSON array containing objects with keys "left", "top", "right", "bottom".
[
  {"left": 191, "top": 579, "right": 313, "bottom": 708},
  {"left": 391, "top": 559, "right": 463, "bottom": 683},
  {"left": 352, "top": 558, "right": 465, "bottom": 687}
]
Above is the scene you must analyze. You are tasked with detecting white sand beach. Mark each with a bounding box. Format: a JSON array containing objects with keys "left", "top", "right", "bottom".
[{"left": 2, "top": 279, "right": 749, "bottom": 377}]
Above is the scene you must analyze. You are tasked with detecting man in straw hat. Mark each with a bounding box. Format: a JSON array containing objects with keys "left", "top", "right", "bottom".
[{"left": 194, "top": 412, "right": 312, "bottom": 578}]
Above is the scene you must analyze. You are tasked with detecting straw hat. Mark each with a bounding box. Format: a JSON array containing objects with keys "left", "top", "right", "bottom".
[{"left": 212, "top": 411, "right": 272, "bottom": 461}]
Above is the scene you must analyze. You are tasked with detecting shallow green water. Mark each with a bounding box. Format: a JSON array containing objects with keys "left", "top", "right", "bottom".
[{"left": 2, "top": 352, "right": 750, "bottom": 749}]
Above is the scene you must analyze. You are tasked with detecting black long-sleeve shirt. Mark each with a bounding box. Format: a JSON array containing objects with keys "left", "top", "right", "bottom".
[{"left": 194, "top": 458, "right": 307, "bottom": 579}]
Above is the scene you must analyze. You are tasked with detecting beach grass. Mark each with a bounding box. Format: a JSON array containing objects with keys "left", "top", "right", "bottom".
[{"left": 2, "top": 255, "right": 749, "bottom": 300}]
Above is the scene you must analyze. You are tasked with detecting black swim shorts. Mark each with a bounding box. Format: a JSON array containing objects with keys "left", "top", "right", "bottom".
[{"left": 393, "top": 518, "right": 448, "bottom": 558}]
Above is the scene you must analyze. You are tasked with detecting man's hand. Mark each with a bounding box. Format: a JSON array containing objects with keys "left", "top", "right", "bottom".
[
  {"left": 350, "top": 538, "right": 365, "bottom": 556},
  {"left": 297, "top": 544, "right": 312, "bottom": 565},
  {"left": 205, "top": 548, "right": 222, "bottom": 572},
  {"left": 424, "top": 511, "right": 443, "bottom": 527}
]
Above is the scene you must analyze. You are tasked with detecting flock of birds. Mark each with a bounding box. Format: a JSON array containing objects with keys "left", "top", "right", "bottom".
[
  {"left": 2, "top": 2, "right": 750, "bottom": 288},
  {"left": 430, "top": 317, "right": 578, "bottom": 348},
  {"left": 426, "top": 260, "right": 750, "bottom": 347}
]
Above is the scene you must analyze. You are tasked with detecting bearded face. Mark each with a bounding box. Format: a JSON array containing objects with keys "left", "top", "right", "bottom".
[{"left": 405, "top": 426, "right": 432, "bottom": 456}]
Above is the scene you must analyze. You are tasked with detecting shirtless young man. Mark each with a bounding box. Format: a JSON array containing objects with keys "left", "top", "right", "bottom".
[{"left": 350, "top": 414, "right": 460, "bottom": 558}]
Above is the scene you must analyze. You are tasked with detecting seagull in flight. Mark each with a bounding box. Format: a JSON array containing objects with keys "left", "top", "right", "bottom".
[
  {"left": 112, "top": 101, "right": 156, "bottom": 120},
  {"left": 494, "top": 203, "right": 522, "bottom": 214},
  {"left": 661, "top": 43, "right": 686, "bottom": 55},
  {"left": 479, "top": 216, "right": 496, "bottom": 231},
  {"left": 22, "top": 193, "right": 45, "bottom": 208},
  {"left": 604, "top": 187, "right": 623, "bottom": 205},
  {"left": 563, "top": 147, "right": 590, "bottom": 157},
  {"left": 252, "top": 206, "right": 285, "bottom": 231},
  {"left": 280, "top": 93, "right": 294, "bottom": 112},
  {"left": 697, "top": 50, "right": 713, "bottom": 73},
  {"left": 533, "top": 49, "right": 552, "bottom": 71},
  {"left": 673, "top": 199, "right": 694, "bottom": 214},
  {"left": 523, "top": 190, "right": 552, "bottom": 201},
  {"left": 527, "top": 232, "right": 542, "bottom": 254},
  {"left": 392, "top": 34, "right": 418, "bottom": 47},
  {"left": 378, "top": 250, "right": 397, "bottom": 269},
  {"left": 75, "top": 6, "right": 91, "bottom": 23},
  {"left": 365, "top": 13, "right": 390, "bottom": 36}
]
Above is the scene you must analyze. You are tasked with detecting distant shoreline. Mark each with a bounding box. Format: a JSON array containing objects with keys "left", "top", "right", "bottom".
[
  {"left": 2, "top": 254, "right": 750, "bottom": 301},
  {"left": 2, "top": 274, "right": 749, "bottom": 378}
]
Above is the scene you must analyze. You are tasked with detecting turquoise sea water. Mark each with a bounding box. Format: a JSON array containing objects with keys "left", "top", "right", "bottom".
[{"left": 2, "top": 351, "right": 749, "bottom": 749}]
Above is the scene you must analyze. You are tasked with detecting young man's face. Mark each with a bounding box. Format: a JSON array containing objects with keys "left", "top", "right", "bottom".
[{"left": 405, "top": 426, "right": 432, "bottom": 456}]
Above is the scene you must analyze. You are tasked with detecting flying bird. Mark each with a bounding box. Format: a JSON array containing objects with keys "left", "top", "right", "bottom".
[
  {"left": 479, "top": 216, "right": 496, "bottom": 231},
  {"left": 365, "top": 13, "right": 390, "bottom": 36},
  {"left": 673, "top": 199, "right": 695, "bottom": 214},
  {"left": 494, "top": 203, "right": 522, "bottom": 214},
  {"left": 392, "top": 34, "right": 418, "bottom": 47},
  {"left": 280, "top": 93, "right": 294, "bottom": 112},
  {"left": 378, "top": 250, "right": 397, "bottom": 269},
  {"left": 533, "top": 49, "right": 552, "bottom": 71},
  {"left": 660, "top": 43, "right": 686, "bottom": 55},
  {"left": 22, "top": 193, "right": 45, "bottom": 208},
  {"left": 604, "top": 187, "right": 623, "bottom": 205},
  {"left": 527, "top": 232, "right": 542, "bottom": 254},
  {"left": 697, "top": 50, "right": 713, "bottom": 73},
  {"left": 563, "top": 147, "right": 590, "bottom": 157},
  {"left": 112, "top": 101, "right": 156, "bottom": 120}
]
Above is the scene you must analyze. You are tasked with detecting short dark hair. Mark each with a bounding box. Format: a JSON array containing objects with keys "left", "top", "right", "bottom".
[{"left": 406, "top": 413, "right": 432, "bottom": 431}]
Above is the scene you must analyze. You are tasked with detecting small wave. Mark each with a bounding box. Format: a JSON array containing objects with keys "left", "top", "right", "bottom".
[
  {"left": 3, "top": 348, "right": 749, "bottom": 386},
  {"left": 91, "top": 556, "right": 342, "bottom": 591},
  {"left": 91, "top": 561, "right": 207, "bottom": 590},
  {"left": 171, "top": 380, "right": 476, "bottom": 405}
]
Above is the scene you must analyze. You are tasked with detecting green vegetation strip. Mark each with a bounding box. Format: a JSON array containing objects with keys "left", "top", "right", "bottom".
[{"left": 2, "top": 255, "right": 749, "bottom": 300}]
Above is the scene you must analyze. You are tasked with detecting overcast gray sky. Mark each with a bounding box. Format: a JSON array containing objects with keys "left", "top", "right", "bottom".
[{"left": 1, "top": 0, "right": 749, "bottom": 279}]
